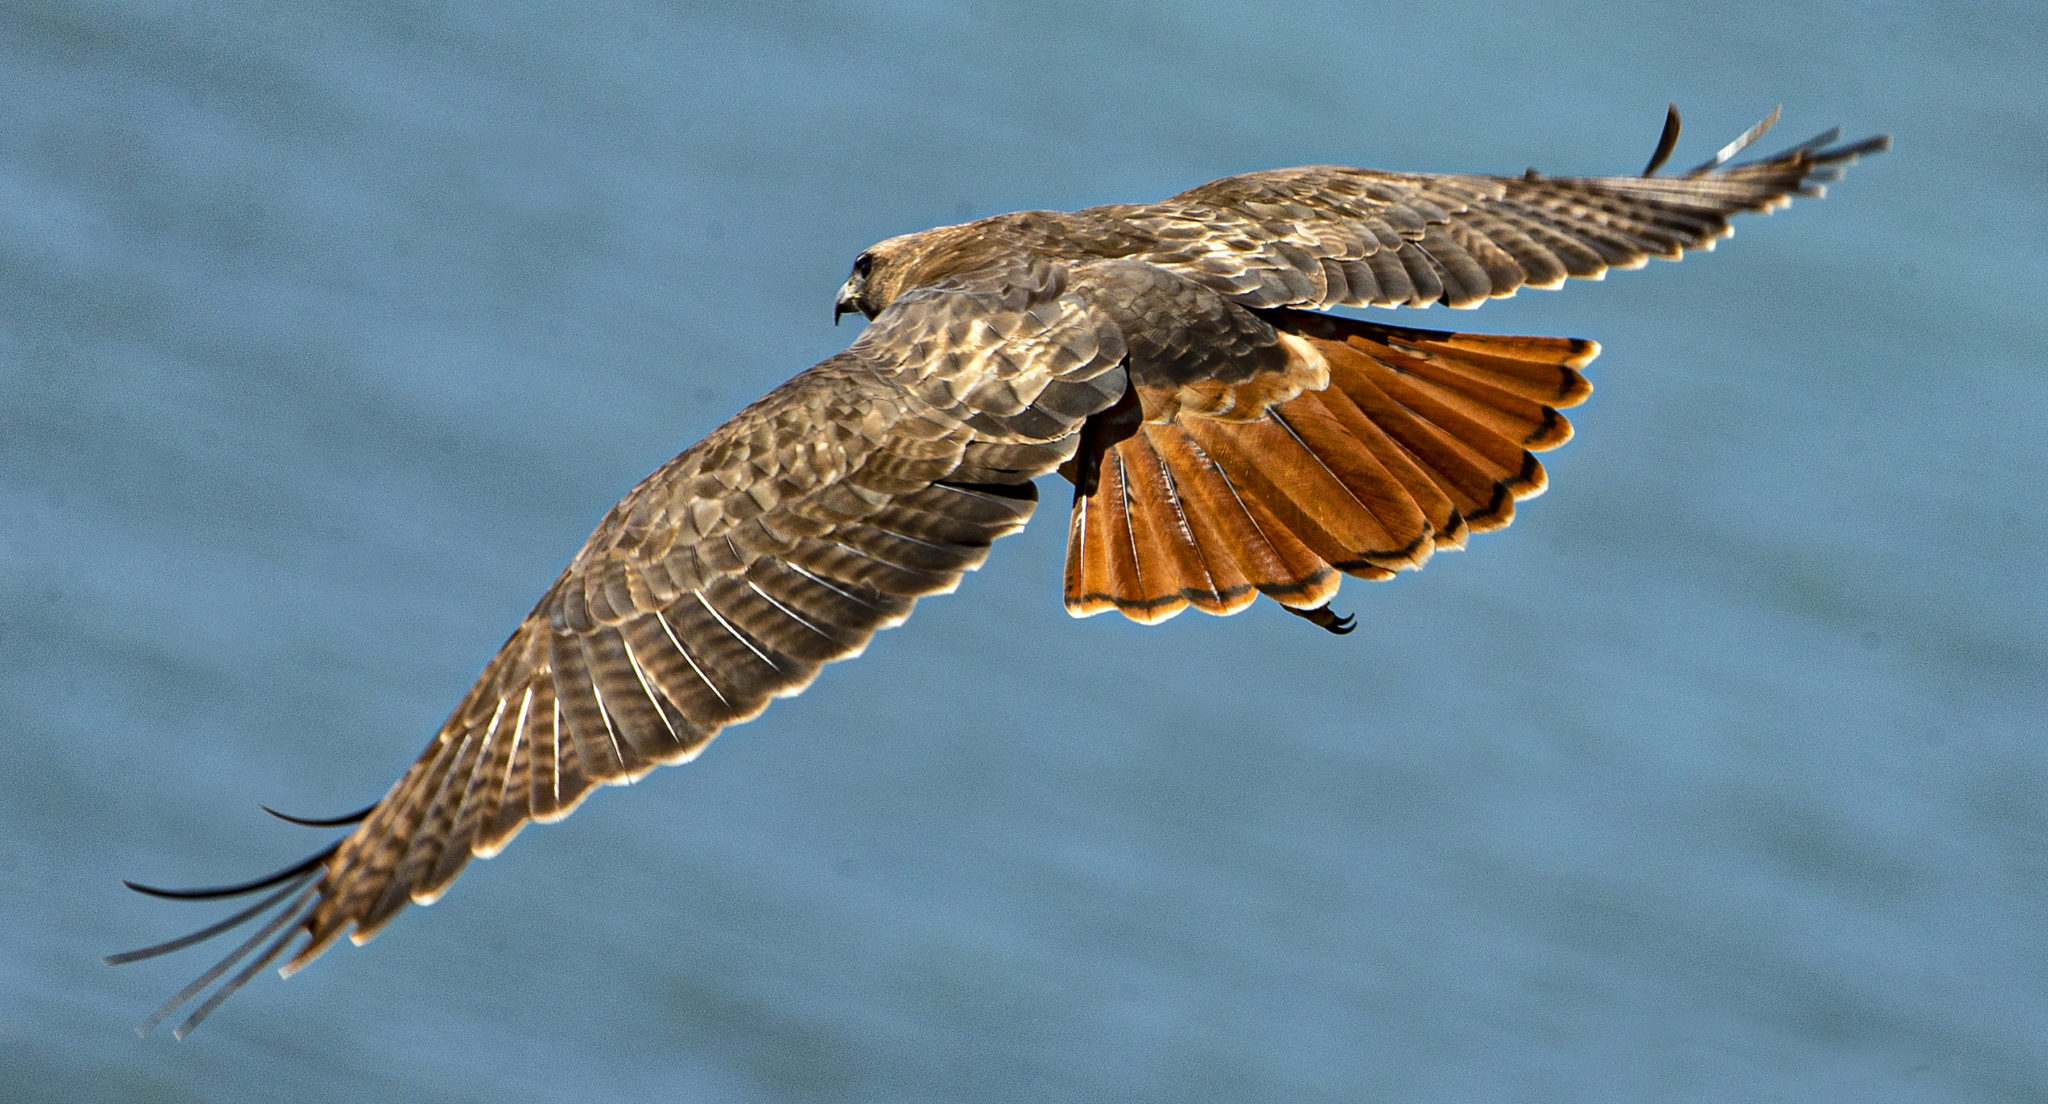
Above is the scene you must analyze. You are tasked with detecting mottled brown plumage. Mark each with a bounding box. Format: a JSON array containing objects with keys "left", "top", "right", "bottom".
[{"left": 110, "top": 108, "right": 1885, "bottom": 1036}]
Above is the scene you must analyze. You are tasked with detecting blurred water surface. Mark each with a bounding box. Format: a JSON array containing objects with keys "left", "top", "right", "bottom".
[{"left": 4, "top": 1, "right": 2045, "bottom": 1100}]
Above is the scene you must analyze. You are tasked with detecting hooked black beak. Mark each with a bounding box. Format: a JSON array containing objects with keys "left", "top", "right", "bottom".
[{"left": 834, "top": 277, "right": 860, "bottom": 325}]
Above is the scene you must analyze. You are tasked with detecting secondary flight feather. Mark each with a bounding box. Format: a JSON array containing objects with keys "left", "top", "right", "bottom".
[{"left": 110, "top": 107, "right": 1886, "bottom": 1036}]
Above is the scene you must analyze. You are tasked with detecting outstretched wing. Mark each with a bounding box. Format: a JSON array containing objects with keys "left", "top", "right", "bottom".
[
  {"left": 1100, "top": 108, "right": 1889, "bottom": 311},
  {"left": 111, "top": 110, "right": 1890, "bottom": 1036},
  {"left": 109, "top": 271, "right": 1127, "bottom": 1037},
  {"left": 1056, "top": 109, "right": 1884, "bottom": 629}
]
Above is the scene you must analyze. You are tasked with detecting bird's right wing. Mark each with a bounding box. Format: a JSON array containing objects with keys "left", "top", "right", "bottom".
[{"left": 108, "top": 270, "right": 1127, "bottom": 1037}]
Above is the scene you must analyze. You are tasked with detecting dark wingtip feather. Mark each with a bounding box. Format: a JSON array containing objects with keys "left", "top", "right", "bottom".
[
  {"left": 168, "top": 914, "right": 312, "bottom": 1040},
  {"left": 125, "top": 876, "right": 321, "bottom": 1038},
  {"left": 1642, "top": 103, "right": 1683, "bottom": 177},
  {"left": 261, "top": 801, "right": 377, "bottom": 828},
  {"left": 1685, "top": 105, "right": 1782, "bottom": 175},
  {"left": 103, "top": 876, "right": 315, "bottom": 966},
  {"left": 109, "top": 842, "right": 342, "bottom": 1037},
  {"left": 121, "top": 843, "right": 339, "bottom": 901},
  {"left": 1666, "top": 106, "right": 1887, "bottom": 182},
  {"left": 1821, "top": 133, "right": 1892, "bottom": 163}
]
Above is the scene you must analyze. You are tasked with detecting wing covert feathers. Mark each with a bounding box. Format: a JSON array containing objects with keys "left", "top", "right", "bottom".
[
  {"left": 116, "top": 302, "right": 1116, "bottom": 1036},
  {"left": 114, "top": 108, "right": 1880, "bottom": 1038},
  {"left": 1112, "top": 109, "right": 1886, "bottom": 312},
  {"left": 1064, "top": 315, "right": 1595, "bottom": 625},
  {"left": 298, "top": 377, "right": 1069, "bottom": 961}
]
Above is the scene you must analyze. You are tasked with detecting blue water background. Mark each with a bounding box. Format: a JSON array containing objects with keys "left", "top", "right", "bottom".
[{"left": 4, "top": 1, "right": 2044, "bottom": 1100}]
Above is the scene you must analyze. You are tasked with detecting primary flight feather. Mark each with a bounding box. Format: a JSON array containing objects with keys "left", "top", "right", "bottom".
[{"left": 110, "top": 107, "right": 1886, "bottom": 1036}]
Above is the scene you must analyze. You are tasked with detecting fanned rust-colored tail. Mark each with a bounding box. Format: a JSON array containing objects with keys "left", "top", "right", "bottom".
[{"left": 1063, "top": 314, "right": 1596, "bottom": 627}]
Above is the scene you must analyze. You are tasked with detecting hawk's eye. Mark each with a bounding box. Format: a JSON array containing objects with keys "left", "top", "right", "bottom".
[{"left": 853, "top": 253, "right": 873, "bottom": 277}]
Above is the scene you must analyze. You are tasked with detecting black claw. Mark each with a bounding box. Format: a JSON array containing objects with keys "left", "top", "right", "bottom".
[{"left": 1283, "top": 603, "right": 1356, "bottom": 635}]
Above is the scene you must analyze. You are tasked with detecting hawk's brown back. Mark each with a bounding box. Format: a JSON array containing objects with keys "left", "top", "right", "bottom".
[{"left": 111, "top": 109, "right": 1885, "bottom": 1038}]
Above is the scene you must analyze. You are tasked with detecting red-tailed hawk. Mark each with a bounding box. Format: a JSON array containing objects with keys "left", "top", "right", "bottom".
[{"left": 110, "top": 108, "right": 1885, "bottom": 1036}]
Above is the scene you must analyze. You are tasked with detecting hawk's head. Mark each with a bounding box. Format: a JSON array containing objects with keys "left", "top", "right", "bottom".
[
  {"left": 835, "top": 221, "right": 1019, "bottom": 325},
  {"left": 833, "top": 248, "right": 883, "bottom": 325},
  {"left": 835, "top": 229, "right": 940, "bottom": 324}
]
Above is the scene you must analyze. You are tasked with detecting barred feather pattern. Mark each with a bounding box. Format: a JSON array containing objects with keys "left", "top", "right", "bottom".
[
  {"left": 111, "top": 107, "right": 1883, "bottom": 1037},
  {"left": 1064, "top": 315, "right": 1596, "bottom": 623}
]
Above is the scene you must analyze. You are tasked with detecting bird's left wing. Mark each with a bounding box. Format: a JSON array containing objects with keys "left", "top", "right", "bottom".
[
  {"left": 1098, "top": 108, "right": 1887, "bottom": 311},
  {"left": 108, "top": 268, "right": 1127, "bottom": 1037}
]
